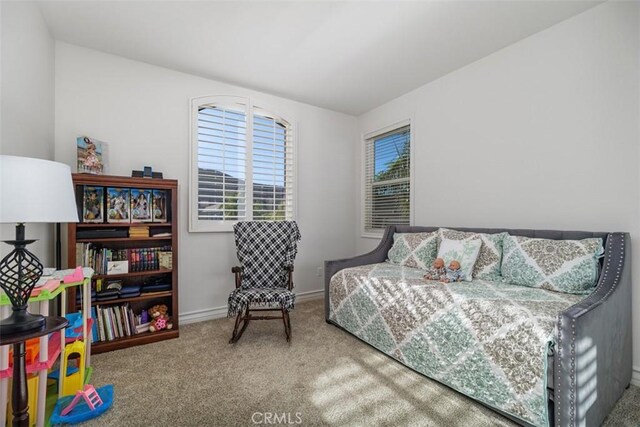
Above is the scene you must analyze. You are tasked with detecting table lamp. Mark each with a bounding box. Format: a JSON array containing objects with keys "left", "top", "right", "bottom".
[{"left": 0, "top": 155, "right": 79, "bottom": 335}]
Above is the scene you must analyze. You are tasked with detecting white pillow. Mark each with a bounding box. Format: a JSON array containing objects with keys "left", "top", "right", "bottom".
[{"left": 437, "top": 238, "right": 482, "bottom": 281}]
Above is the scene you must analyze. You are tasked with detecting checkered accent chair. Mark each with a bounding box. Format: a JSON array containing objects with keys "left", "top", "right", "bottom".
[{"left": 228, "top": 221, "right": 301, "bottom": 318}]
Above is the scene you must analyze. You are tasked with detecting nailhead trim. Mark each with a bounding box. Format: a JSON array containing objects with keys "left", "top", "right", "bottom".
[
  {"left": 556, "top": 233, "right": 624, "bottom": 426},
  {"left": 557, "top": 314, "right": 562, "bottom": 425}
]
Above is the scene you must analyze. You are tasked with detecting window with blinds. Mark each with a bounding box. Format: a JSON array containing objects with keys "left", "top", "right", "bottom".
[
  {"left": 364, "top": 124, "right": 411, "bottom": 233},
  {"left": 252, "top": 109, "right": 294, "bottom": 221},
  {"left": 190, "top": 96, "right": 295, "bottom": 232},
  {"left": 197, "top": 105, "right": 247, "bottom": 221}
]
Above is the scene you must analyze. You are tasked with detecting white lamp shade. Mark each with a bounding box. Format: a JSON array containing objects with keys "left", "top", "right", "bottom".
[{"left": 0, "top": 155, "right": 79, "bottom": 223}]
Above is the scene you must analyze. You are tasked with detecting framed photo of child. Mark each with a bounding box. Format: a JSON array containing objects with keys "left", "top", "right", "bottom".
[
  {"left": 106, "top": 187, "right": 131, "bottom": 223},
  {"left": 77, "top": 136, "right": 108, "bottom": 174},
  {"left": 152, "top": 190, "right": 167, "bottom": 222},
  {"left": 82, "top": 186, "right": 104, "bottom": 223},
  {"left": 130, "top": 189, "right": 152, "bottom": 222}
]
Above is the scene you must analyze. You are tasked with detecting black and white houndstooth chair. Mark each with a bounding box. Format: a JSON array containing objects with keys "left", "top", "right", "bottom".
[{"left": 228, "top": 221, "right": 301, "bottom": 343}]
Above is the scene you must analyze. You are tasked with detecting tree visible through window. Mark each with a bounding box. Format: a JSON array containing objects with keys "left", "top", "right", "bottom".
[
  {"left": 364, "top": 125, "right": 410, "bottom": 233},
  {"left": 191, "top": 97, "right": 294, "bottom": 231}
]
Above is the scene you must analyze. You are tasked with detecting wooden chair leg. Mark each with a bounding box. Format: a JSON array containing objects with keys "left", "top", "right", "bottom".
[
  {"left": 229, "top": 305, "right": 252, "bottom": 344},
  {"left": 229, "top": 311, "right": 243, "bottom": 344},
  {"left": 282, "top": 308, "right": 291, "bottom": 342}
]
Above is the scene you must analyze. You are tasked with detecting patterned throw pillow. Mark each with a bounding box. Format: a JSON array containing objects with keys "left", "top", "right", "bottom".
[
  {"left": 387, "top": 232, "right": 438, "bottom": 270},
  {"left": 437, "top": 228, "right": 507, "bottom": 280},
  {"left": 501, "top": 234, "right": 604, "bottom": 294},
  {"left": 436, "top": 238, "right": 482, "bottom": 281}
]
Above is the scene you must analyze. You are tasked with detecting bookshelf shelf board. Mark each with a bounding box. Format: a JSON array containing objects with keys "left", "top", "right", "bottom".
[
  {"left": 92, "top": 328, "right": 179, "bottom": 354},
  {"left": 77, "top": 223, "right": 171, "bottom": 228},
  {"left": 93, "top": 269, "right": 172, "bottom": 280},
  {"left": 76, "top": 236, "right": 172, "bottom": 243},
  {"left": 92, "top": 291, "right": 172, "bottom": 306}
]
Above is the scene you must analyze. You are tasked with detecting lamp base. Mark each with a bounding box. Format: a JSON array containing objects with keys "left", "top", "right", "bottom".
[{"left": 0, "top": 308, "right": 45, "bottom": 336}]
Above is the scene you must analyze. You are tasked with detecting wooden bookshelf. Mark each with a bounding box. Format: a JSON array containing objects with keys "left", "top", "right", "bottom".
[{"left": 67, "top": 174, "right": 179, "bottom": 353}]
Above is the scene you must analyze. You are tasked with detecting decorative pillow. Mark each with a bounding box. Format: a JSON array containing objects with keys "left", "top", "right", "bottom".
[
  {"left": 437, "top": 228, "right": 507, "bottom": 280},
  {"left": 387, "top": 232, "right": 438, "bottom": 270},
  {"left": 501, "top": 234, "right": 604, "bottom": 294},
  {"left": 436, "top": 238, "right": 482, "bottom": 281}
]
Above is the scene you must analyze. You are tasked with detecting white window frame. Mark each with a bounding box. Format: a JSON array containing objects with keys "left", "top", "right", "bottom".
[
  {"left": 361, "top": 118, "right": 414, "bottom": 238},
  {"left": 189, "top": 95, "right": 297, "bottom": 233}
]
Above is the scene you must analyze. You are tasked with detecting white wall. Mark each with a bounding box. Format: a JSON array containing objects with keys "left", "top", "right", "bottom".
[
  {"left": 356, "top": 1, "right": 640, "bottom": 374},
  {"left": 0, "top": 1, "right": 55, "bottom": 265},
  {"left": 54, "top": 42, "right": 357, "bottom": 321}
]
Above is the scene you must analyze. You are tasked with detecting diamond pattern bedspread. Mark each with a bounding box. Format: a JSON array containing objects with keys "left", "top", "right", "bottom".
[{"left": 328, "top": 263, "right": 585, "bottom": 426}]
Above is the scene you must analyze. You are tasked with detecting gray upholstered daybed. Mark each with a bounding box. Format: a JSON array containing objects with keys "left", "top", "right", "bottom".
[{"left": 324, "top": 226, "right": 631, "bottom": 427}]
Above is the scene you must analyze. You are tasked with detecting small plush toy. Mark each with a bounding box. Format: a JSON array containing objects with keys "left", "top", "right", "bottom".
[
  {"left": 441, "top": 260, "right": 464, "bottom": 283},
  {"left": 424, "top": 258, "right": 447, "bottom": 281},
  {"left": 148, "top": 304, "right": 173, "bottom": 333}
]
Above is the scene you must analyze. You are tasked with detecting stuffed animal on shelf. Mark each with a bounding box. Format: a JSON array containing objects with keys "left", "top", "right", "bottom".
[{"left": 148, "top": 304, "right": 173, "bottom": 332}]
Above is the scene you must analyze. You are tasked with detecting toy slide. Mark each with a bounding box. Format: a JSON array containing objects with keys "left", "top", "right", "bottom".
[
  {"left": 50, "top": 384, "right": 113, "bottom": 425},
  {"left": 61, "top": 384, "right": 103, "bottom": 415}
]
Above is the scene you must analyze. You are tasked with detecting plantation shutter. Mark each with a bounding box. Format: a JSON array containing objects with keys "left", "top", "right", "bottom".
[
  {"left": 252, "top": 108, "right": 294, "bottom": 221},
  {"left": 197, "top": 105, "right": 247, "bottom": 221},
  {"left": 364, "top": 125, "right": 411, "bottom": 233}
]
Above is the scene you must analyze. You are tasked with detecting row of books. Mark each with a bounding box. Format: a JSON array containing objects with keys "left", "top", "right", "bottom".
[
  {"left": 76, "top": 243, "right": 172, "bottom": 274},
  {"left": 92, "top": 304, "right": 151, "bottom": 342}
]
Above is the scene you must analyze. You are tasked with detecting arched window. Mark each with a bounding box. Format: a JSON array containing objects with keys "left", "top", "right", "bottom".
[{"left": 190, "top": 96, "right": 295, "bottom": 232}]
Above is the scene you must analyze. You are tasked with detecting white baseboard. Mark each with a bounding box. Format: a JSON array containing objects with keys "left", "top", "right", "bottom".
[
  {"left": 179, "top": 305, "right": 228, "bottom": 325},
  {"left": 179, "top": 289, "right": 325, "bottom": 325},
  {"left": 632, "top": 366, "right": 640, "bottom": 387},
  {"left": 295, "top": 289, "right": 325, "bottom": 302}
]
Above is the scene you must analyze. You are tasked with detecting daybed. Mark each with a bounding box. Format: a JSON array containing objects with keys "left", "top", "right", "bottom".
[{"left": 324, "top": 226, "right": 631, "bottom": 427}]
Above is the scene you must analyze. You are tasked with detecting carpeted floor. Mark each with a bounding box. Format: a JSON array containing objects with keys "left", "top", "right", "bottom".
[{"left": 86, "top": 299, "right": 639, "bottom": 426}]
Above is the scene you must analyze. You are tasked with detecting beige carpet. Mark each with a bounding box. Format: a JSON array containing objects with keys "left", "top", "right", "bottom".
[{"left": 86, "top": 299, "right": 639, "bottom": 426}]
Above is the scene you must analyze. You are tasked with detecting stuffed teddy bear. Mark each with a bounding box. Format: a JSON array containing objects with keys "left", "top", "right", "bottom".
[{"left": 148, "top": 304, "right": 173, "bottom": 333}]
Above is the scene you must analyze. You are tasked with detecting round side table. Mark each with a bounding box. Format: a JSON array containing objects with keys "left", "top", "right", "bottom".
[{"left": 0, "top": 316, "right": 68, "bottom": 427}]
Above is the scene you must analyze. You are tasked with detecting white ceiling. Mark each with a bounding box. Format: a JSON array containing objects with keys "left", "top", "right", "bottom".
[{"left": 38, "top": 1, "right": 601, "bottom": 115}]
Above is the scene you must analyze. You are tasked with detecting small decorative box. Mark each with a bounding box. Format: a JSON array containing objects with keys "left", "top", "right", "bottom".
[{"left": 106, "top": 261, "right": 129, "bottom": 275}]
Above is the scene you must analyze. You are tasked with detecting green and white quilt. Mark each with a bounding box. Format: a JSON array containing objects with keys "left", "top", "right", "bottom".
[{"left": 329, "top": 263, "right": 585, "bottom": 426}]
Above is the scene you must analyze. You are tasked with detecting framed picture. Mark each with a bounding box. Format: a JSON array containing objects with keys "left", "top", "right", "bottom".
[
  {"left": 106, "top": 187, "right": 130, "bottom": 223},
  {"left": 77, "top": 136, "right": 108, "bottom": 174},
  {"left": 130, "top": 189, "right": 152, "bottom": 222},
  {"left": 152, "top": 190, "right": 167, "bottom": 222},
  {"left": 82, "top": 186, "right": 104, "bottom": 223}
]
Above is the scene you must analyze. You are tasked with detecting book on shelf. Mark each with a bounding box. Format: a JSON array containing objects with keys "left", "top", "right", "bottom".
[
  {"left": 76, "top": 243, "right": 172, "bottom": 274},
  {"left": 150, "top": 231, "right": 171, "bottom": 238},
  {"left": 136, "top": 322, "right": 151, "bottom": 334},
  {"left": 129, "top": 226, "right": 150, "bottom": 238},
  {"left": 76, "top": 228, "right": 128, "bottom": 239},
  {"left": 114, "top": 308, "right": 123, "bottom": 338},
  {"left": 93, "top": 303, "right": 153, "bottom": 343},
  {"left": 91, "top": 307, "right": 99, "bottom": 342}
]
